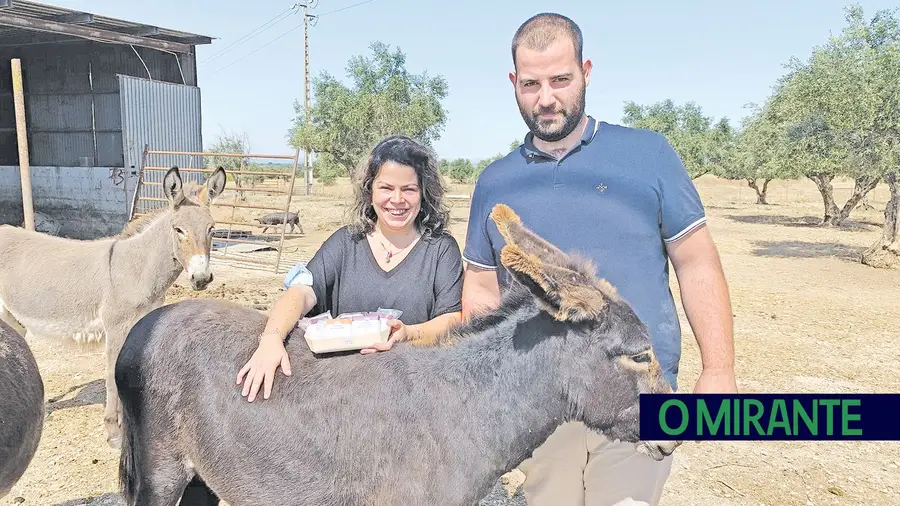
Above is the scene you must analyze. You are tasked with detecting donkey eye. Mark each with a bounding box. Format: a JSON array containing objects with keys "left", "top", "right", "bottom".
[
  {"left": 630, "top": 352, "right": 652, "bottom": 363},
  {"left": 174, "top": 227, "right": 186, "bottom": 236}
]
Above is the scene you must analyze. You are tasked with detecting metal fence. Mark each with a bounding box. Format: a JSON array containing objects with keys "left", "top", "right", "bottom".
[{"left": 129, "top": 145, "right": 304, "bottom": 274}]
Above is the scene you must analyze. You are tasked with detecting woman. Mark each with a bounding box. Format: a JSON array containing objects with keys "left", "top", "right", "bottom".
[{"left": 236, "top": 135, "right": 464, "bottom": 403}]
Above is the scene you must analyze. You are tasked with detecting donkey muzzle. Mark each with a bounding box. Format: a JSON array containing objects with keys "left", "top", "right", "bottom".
[
  {"left": 187, "top": 255, "right": 213, "bottom": 290},
  {"left": 635, "top": 439, "right": 682, "bottom": 461}
]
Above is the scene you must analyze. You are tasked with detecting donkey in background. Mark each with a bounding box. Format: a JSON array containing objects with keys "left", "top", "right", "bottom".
[
  {"left": 0, "top": 166, "right": 226, "bottom": 448},
  {"left": 113, "top": 203, "right": 680, "bottom": 506},
  {"left": 0, "top": 318, "right": 44, "bottom": 500}
]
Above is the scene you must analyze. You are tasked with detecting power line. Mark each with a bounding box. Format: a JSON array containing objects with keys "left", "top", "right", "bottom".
[
  {"left": 199, "top": 4, "right": 300, "bottom": 65},
  {"left": 317, "top": 0, "right": 376, "bottom": 17},
  {"left": 206, "top": 0, "right": 379, "bottom": 75},
  {"left": 201, "top": 7, "right": 296, "bottom": 64},
  {"left": 209, "top": 21, "right": 306, "bottom": 75}
]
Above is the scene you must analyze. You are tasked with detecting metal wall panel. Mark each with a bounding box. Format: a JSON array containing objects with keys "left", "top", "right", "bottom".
[
  {"left": 21, "top": 46, "right": 92, "bottom": 94},
  {"left": 93, "top": 92, "right": 122, "bottom": 131},
  {"left": 96, "top": 132, "right": 124, "bottom": 167},
  {"left": 92, "top": 45, "right": 191, "bottom": 91},
  {"left": 6, "top": 44, "right": 97, "bottom": 166},
  {"left": 118, "top": 74, "right": 202, "bottom": 169},
  {"left": 27, "top": 93, "right": 94, "bottom": 130},
  {"left": 0, "top": 92, "right": 14, "bottom": 129},
  {"left": 29, "top": 132, "right": 95, "bottom": 166},
  {"left": 118, "top": 74, "right": 203, "bottom": 214}
]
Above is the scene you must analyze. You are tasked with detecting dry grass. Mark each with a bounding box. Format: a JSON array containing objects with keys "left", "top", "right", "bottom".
[{"left": 4, "top": 175, "right": 899, "bottom": 506}]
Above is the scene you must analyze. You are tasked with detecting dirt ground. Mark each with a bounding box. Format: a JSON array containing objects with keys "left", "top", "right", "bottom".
[{"left": 4, "top": 174, "right": 900, "bottom": 506}]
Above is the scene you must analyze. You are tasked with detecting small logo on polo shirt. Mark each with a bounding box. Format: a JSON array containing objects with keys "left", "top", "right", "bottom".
[{"left": 596, "top": 183, "right": 608, "bottom": 192}]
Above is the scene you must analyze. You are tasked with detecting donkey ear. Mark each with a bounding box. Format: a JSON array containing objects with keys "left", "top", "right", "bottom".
[
  {"left": 201, "top": 167, "right": 227, "bottom": 205},
  {"left": 163, "top": 166, "right": 185, "bottom": 208},
  {"left": 490, "top": 203, "right": 611, "bottom": 322},
  {"left": 490, "top": 204, "right": 572, "bottom": 267}
]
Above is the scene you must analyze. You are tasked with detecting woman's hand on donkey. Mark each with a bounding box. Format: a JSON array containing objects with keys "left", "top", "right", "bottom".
[
  {"left": 360, "top": 318, "right": 412, "bottom": 355},
  {"left": 236, "top": 332, "right": 292, "bottom": 402}
]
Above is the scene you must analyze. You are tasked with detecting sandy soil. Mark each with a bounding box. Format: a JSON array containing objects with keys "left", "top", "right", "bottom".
[{"left": 4, "top": 175, "right": 899, "bottom": 506}]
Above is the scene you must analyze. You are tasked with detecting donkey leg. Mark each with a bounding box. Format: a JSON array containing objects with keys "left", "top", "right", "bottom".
[
  {"left": 103, "top": 320, "right": 133, "bottom": 448},
  {"left": 130, "top": 460, "right": 193, "bottom": 506},
  {"left": 103, "top": 358, "right": 123, "bottom": 448}
]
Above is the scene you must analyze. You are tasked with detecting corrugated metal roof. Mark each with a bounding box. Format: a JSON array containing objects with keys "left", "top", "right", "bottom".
[{"left": 0, "top": 0, "right": 214, "bottom": 52}]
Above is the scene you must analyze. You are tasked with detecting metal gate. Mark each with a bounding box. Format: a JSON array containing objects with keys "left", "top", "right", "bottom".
[{"left": 129, "top": 146, "right": 304, "bottom": 274}]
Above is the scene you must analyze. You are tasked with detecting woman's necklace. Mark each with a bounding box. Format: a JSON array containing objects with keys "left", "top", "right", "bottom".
[
  {"left": 380, "top": 241, "right": 396, "bottom": 263},
  {"left": 377, "top": 234, "right": 418, "bottom": 264}
]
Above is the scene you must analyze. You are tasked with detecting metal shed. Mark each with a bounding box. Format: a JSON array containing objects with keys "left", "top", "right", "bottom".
[{"left": 0, "top": 0, "right": 213, "bottom": 238}]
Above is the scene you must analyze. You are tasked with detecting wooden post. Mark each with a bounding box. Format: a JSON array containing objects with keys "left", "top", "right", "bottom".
[{"left": 11, "top": 58, "right": 35, "bottom": 231}]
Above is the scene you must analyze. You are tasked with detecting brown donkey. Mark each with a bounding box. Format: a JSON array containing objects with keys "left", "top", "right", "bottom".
[{"left": 0, "top": 166, "right": 226, "bottom": 448}]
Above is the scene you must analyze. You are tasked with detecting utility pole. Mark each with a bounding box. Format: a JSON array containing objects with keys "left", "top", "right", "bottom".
[{"left": 301, "top": 2, "right": 318, "bottom": 195}]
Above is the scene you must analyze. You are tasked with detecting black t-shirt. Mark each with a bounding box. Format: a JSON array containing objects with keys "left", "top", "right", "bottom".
[{"left": 299, "top": 226, "right": 463, "bottom": 325}]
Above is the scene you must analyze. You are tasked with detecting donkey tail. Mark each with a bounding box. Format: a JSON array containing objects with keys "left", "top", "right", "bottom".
[
  {"left": 115, "top": 306, "right": 170, "bottom": 505},
  {"left": 118, "top": 403, "right": 141, "bottom": 504},
  {"left": 115, "top": 326, "right": 148, "bottom": 505}
]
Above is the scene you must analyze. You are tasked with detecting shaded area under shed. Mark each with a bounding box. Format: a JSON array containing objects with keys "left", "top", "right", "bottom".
[{"left": 0, "top": 0, "right": 215, "bottom": 239}]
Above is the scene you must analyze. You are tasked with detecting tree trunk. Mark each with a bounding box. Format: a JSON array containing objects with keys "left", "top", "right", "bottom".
[
  {"left": 828, "top": 175, "right": 880, "bottom": 226},
  {"left": 809, "top": 173, "right": 840, "bottom": 225},
  {"left": 747, "top": 178, "right": 771, "bottom": 205},
  {"left": 861, "top": 172, "right": 900, "bottom": 269}
]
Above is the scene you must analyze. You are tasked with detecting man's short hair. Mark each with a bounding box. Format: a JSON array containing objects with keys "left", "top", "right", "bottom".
[{"left": 511, "top": 13, "right": 583, "bottom": 69}]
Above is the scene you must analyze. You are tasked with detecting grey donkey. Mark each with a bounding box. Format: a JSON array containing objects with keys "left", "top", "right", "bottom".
[
  {"left": 0, "top": 318, "right": 45, "bottom": 499},
  {"left": 0, "top": 166, "right": 226, "bottom": 449},
  {"left": 113, "top": 203, "right": 681, "bottom": 506}
]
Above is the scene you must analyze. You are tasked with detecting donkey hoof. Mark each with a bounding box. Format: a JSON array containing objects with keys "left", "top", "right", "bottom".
[
  {"left": 107, "top": 434, "right": 122, "bottom": 449},
  {"left": 105, "top": 425, "right": 123, "bottom": 449}
]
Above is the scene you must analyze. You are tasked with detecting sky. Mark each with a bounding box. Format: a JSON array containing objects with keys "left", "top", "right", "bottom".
[{"left": 46, "top": 0, "right": 900, "bottom": 162}]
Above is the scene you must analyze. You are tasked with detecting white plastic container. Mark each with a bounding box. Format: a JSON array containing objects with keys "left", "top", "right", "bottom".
[{"left": 299, "top": 309, "right": 400, "bottom": 353}]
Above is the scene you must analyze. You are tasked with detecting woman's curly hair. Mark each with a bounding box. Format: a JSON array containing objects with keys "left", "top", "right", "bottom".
[{"left": 346, "top": 135, "right": 451, "bottom": 240}]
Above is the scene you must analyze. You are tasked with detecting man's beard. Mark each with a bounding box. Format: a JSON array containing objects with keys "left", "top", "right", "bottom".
[{"left": 518, "top": 86, "right": 586, "bottom": 143}]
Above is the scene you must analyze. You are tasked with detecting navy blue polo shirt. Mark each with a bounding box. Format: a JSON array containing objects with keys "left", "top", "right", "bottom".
[{"left": 463, "top": 115, "right": 707, "bottom": 391}]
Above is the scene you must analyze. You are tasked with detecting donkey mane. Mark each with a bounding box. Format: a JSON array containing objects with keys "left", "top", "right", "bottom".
[
  {"left": 114, "top": 210, "right": 167, "bottom": 240},
  {"left": 426, "top": 250, "right": 620, "bottom": 349},
  {"left": 439, "top": 286, "right": 538, "bottom": 343},
  {"left": 437, "top": 282, "right": 627, "bottom": 366}
]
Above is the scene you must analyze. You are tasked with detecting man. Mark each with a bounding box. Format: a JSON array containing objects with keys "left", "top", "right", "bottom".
[{"left": 462, "top": 12, "right": 738, "bottom": 506}]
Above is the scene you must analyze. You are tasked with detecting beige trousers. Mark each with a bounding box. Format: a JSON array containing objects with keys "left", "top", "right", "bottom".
[{"left": 516, "top": 422, "right": 674, "bottom": 506}]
